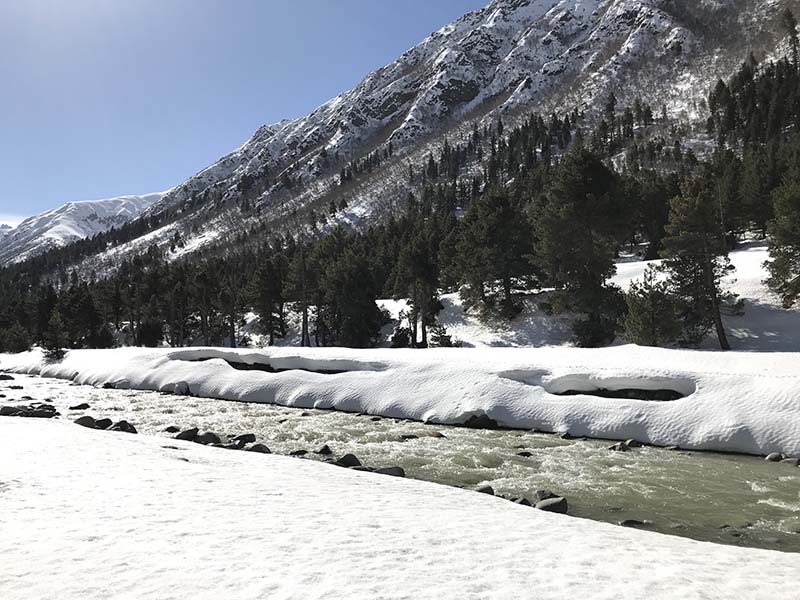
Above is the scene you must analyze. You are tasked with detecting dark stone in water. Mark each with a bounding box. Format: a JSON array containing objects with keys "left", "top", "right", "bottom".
[
  {"left": 290, "top": 450, "right": 308, "bottom": 457},
  {"left": 608, "top": 442, "right": 630, "bottom": 452},
  {"left": 175, "top": 428, "right": 199, "bottom": 442},
  {"left": 375, "top": 466, "right": 405, "bottom": 478},
  {"left": 0, "top": 374, "right": 14, "bottom": 381},
  {"left": 164, "top": 426, "right": 181, "bottom": 434},
  {"left": 194, "top": 431, "right": 222, "bottom": 445},
  {"left": 335, "top": 454, "right": 362, "bottom": 468},
  {"left": 400, "top": 434, "right": 419, "bottom": 441},
  {"left": 110, "top": 421, "right": 137, "bottom": 434},
  {"left": 69, "top": 403, "right": 91, "bottom": 411},
  {"left": 533, "top": 490, "right": 557, "bottom": 503},
  {"left": 94, "top": 418, "right": 113, "bottom": 430},
  {"left": 512, "top": 497, "right": 532, "bottom": 507},
  {"left": 247, "top": 444, "right": 272, "bottom": 454},
  {"left": 233, "top": 433, "right": 256, "bottom": 444},
  {"left": 315, "top": 444, "right": 333, "bottom": 456},
  {"left": 517, "top": 451, "right": 533, "bottom": 458},
  {"left": 74, "top": 416, "right": 96, "bottom": 429},
  {"left": 476, "top": 486, "right": 495, "bottom": 496},
  {"left": 536, "top": 497, "right": 569, "bottom": 514},
  {"left": 463, "top": 413, "right": 500, "bottom": 430},
  {"left": 619, "top": 519, "right": 652, "bottom": 528}
]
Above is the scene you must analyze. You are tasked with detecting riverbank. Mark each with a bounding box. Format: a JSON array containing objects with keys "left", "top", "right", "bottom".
[
  {"left": 2, "top": 345, "right": 800, "bottom": 456},
  {"left": 2, "top": 372, "right": 799, "bottom": 551},
  {"left": 1, "top": 415, "right": 798, "bottom": 599}
]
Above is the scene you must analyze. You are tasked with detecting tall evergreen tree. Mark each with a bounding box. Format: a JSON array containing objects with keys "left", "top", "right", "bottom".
[
  {"left": 766, "top": 146, "right": 800, "bottom": 307},
  {"left": 43, "top": 310, "right": 68, "bottom": 360},
  {"left": 623, "top": 267, "right": 681, "bottom": 347},
  {"left": 661, "top": 176, "right": 735, "bottom": 350}
]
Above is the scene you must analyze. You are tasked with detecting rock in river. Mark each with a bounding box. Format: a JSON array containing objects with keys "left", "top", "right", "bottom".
[
  {"left": 335, "top": 454, "right": 362, "bottom": 468},
  {"left": 535, "top": 497, "right": 569, "bottom": 514},
  {"left": 74, "top": 416, "right": 96, "bottom": 429}
]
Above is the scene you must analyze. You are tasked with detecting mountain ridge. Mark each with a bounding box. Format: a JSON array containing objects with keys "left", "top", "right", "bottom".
[
  {"left": 0, "top": 193, "right": 166, "bottom": 265},
  {"left": 2, "top": 0, "right": 792, "bottom": 269}
]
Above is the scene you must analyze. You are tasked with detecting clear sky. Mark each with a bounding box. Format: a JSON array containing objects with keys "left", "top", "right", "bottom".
[{"left": 0, "top": 0, "right": 487, "bottom": 226}]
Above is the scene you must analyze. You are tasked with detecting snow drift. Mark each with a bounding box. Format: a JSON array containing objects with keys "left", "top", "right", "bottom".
[
  {"left": 3, "top": 344, "right": 799, "bottom": 456},
  {"left": 0, "top": 417, "right": 797, "bottom": 600}
]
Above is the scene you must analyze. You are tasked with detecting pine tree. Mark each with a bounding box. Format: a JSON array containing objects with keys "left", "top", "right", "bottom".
[
  {"left": 455, "top": 191, "right": 534, "bottom": 317},
  {"left": 661, "top": 176, "right": 735, "bottom": 350},
  {"left": 766, "top": 148, "right": 800, "bottom": 307},
  {"left": 286, "top": 246, "right": 313, "bottom": 346},
  {"left": 43, "top": 310, "right": 68, "bottom": 360},
  {"left": 2, "top": 323, "right": 31, "bottom": 354},
  {"left": 623, "top": 267, "right": 681, "bottom": 346},
  {"left": 250, "top": 254, "right": 287, "bottom": 346},
  {"left": 533, "top": 148, "right": 623, "bottom": 311}
]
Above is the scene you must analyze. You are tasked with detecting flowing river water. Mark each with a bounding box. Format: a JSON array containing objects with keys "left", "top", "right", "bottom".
[{"left": 3, "top": 374, "right": 800, "bottom": 552}]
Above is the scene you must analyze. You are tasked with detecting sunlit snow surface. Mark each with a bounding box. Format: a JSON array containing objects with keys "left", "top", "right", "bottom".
[
  {"left": 3, "top": 373, "right": 799, "bottom": 551},
  {"left": 3, "top": 343, "right": 800, "bottom": 456},
  {"left": 1, "top": 415, "right": 798, "bottom": 600}
]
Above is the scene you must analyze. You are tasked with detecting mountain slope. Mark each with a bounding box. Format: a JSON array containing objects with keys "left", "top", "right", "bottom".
[
  {"left": 0, "top": 193, "right": 165, "bottom": 264},
  {"left": 7, "top": 0, "right": 793, "bottom": 270}
]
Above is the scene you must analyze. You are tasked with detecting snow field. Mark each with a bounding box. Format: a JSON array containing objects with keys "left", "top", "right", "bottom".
[{"left": 1, "top": 417, "right": 797, "bottom": 600}]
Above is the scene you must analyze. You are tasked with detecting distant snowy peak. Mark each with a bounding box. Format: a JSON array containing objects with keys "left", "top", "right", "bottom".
[{"left": 0, "top": 192, "right": 165, "bottom": 264}]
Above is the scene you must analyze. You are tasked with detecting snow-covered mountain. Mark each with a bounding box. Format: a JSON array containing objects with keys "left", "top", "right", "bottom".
[
  {"left": 149, "top": 0, "right": 769, "bottom": 214},
  {"left": 0, "top": 225, "right": 11, "bottom": 243},
  {"left": 4, "top": 0, "right": 791, "bottom": 269},
  {"left": 0, "top": 193, "right": 165, "bottom": 264}
]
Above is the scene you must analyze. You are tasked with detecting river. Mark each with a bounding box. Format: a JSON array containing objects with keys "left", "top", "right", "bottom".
[{"left": 3, "top": 373, "right": 799, "bottom": 552}]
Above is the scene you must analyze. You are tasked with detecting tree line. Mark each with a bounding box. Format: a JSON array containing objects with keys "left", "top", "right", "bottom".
[{"left": 3, "top": 12, "right": 800, "bottom": 356}]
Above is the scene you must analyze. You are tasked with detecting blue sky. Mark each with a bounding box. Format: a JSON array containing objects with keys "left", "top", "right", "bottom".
[{"left": 0, "top": 0, "right": 486, "bottom": 226}]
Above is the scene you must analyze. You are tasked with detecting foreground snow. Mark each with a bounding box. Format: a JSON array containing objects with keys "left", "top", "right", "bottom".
[
  {"left": 0, "top": 418, "right": 796, "bottom": 600},
  {"left": 3, "top": 344, "right": 799, "bottom": 456}
]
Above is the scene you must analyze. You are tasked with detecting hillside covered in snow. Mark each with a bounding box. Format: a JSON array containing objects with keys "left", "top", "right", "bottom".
[
  {"left": 0, "top": 192, "right": 165, "bottom": 265},
  {"left": 6, "top": 0, "right": 788, "bottom": 272}
]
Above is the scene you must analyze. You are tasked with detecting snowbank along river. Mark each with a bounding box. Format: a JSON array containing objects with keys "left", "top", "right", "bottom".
[{"left": 3, "top": 373, "right": 799, "bottom": 552}]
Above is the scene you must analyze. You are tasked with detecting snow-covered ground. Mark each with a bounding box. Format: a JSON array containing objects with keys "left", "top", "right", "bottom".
[
  {"left": 614, "top": 242, "right": 800, "bottom": 352},
  {"left": 3, "top": 343, "right": 800, "bottom": 457},
  {"left": 1, "top": 417, "right": 797, "bottom": 600}
]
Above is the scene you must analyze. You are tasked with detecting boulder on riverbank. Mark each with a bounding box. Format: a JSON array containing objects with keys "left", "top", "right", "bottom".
[
  {"left": 2, "top": 403, "right": 59, "bottom": 419},
  {"left": 535, "top": 497, "right": 568, "bottom": 514},
  {"left": 74, "top": 416, "right": 96, "bottom": 428},
  {"left": 194, "top": 431, "right": 222, "bottom": 445},
  {"left": 335, "top": 454, "right": 362, "bottom": 468},
  {"left": 246, "top": 443, "right": 272, "bottom": 454},
  {"left": 175, "top": 428, "right": 199, "bottom": 441}
]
